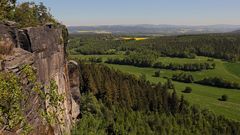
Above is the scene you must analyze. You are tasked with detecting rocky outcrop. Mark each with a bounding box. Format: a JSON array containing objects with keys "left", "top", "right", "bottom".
[
  {"left": 0, "top": 22, "right": 80, "bottom": 135},
  {"left": 68, "top": 60, "right": 81, "bottom": 120}
]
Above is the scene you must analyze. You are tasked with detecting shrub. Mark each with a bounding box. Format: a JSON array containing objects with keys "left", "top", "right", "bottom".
[
  {"left": 220, "top": 94, "right": 228, "bottom": 101},
  {"left": 182, "top": 87, "right": 192, "bottom": 93},
  {"left": 140, "top": 73, "right": 146, "bottom": 81},
  {"left": 88, "top": 57, "right": 102, "bottom": 63},
  {"left": 207, "top": 58, "right": 214, "bottom": 62},
  {"left": 153, "top": 70, "right": 160, "bottom": 77},
  {"left": 172, "top": 73, "right": 194, "bottom": 83}
]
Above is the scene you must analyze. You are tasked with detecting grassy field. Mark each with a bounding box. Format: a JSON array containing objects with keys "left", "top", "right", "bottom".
[
  {"left": 71, "top": 54, "right": 240, "bottom": 82},
  {"left": 156, "top": 57, "right": 240, "bottom": 82},
  {"left": 224, "top": 62, "right": 240, "bottom": 78},
  {"left": 106, "top": 64, "right": 240, "bottom": 121}
]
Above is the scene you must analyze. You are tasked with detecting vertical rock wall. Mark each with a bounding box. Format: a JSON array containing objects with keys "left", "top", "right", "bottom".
[{"left": 0, "top": 22, "right": 80, "bottom": 135}]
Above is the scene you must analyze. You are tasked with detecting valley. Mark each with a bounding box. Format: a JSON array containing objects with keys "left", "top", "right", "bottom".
[
  {"left": 68, "top": 34, "right": 240, "bottom": 122},
  {"left": 1, "top": 0, "right": 240, "bottom": 134}
]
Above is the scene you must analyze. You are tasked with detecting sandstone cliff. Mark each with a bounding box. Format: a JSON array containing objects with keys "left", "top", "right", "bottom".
[{"left": 0, "top": 22, "right": 80, "bottom": 135}]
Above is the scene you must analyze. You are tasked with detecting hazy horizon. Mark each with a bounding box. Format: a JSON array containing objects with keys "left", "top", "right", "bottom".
[
  {"left": 68, "top": 23, "right": 240, "bottom": 27},
  {"left": 18, "top": 0, "right": 240, "bottom": 26}
]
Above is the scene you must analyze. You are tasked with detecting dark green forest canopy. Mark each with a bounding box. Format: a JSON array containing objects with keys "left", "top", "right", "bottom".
[{"left": 73, "top": 62, "right": 240, "bottom": 135}]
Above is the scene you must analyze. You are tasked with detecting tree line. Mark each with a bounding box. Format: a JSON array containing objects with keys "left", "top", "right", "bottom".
[
  {"left": 105, "top": 51, "right": 158, "bottom": 68},
  {"left": 197, "top": 77, "right": 240, "bottom": 90},
  {"left": 105, "top": 57, "right": 215, "bottom": 72},
  {"left": 172, "top": 73, "right": 195, "bottom": 83},
  {"left": 171, "top": 73, "right": 240, "bottom": 90},
  {"left": 153, "top": 62, "right": 216, "bottom": 71}
]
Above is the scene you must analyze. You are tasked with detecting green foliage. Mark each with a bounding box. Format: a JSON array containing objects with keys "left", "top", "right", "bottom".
[
  {"left": 78, "top": 63, "right": 177, "bottom": 111},
  {"left": 69, "top": 33, "right": 240, "bottom": 62},
  {"left": 105, "top": 51, "right": 159, "bottom": 67},
  {"left": 41, "top": 80, "right": 64, "bottom": 125},
  {"left": 0, "top": 1, "right": 56, "bottom": 28},
  {"left": 172, "top": 72, "right": 194, "bottom": 83},
  {"left": 220, "top": 94, "right": 228, "bottom": 101},
  {"left": 0, "top": 72, "right": 25, "bottom": 130},
  {"left": 153, "top": 70, "right": 161, "bottom": 77},
  {"left": 153, "top": 62, "right": 215, "bottom": 71},
  {"left": 21, "top": 66, "right": 65, "bottom": 126},
  {"left": 80, "top": 92, "right": 103, "bottom": 116},
  {"left": 72, "top": 62, "right": 240, "bottom": 134},
  {"left": 0, "top": 0, "right": 16, "bottom": 20},
  {"left": 72, "top": 93, "right": 107, "bottom": 135},
  {"left": 68, "top": 33, "right": 240, "bottom": 133},
  {"left": 166, "top": 78, "right": 174, "bottom": 89},
  {"left": 140, "top": 73, "right": 147, "bottom": 81},
  {"left": 182, "top": 86, "right": 193, "bottom": 93},
  {"left": 197, "top": 77, "right": 240, "bottom": 89},
  {"left": 72, "top": 91, "right": 240, "bottom": 135},
  {"left": 0, "top": 64, "right": 65, "bottom": 134},
  {"left": 21, "top": 65, "right": 37, "bottom": 83},
  {"left": 14, "top": 2, "right": 56, "bottom": 28},
  {"left": 105, "top": 63, "right": 240, "bottom": 121},
  {"left": 0, "top": 65, "right": 39, "bottom": 134},
  {"left": 88, "top": 57, "right": 103, "bottom": 63}
]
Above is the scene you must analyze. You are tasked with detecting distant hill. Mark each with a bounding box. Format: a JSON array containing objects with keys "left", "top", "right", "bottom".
[
  {"left": 231, "top": 30, "right": 240, "bottom": 34},
  {"left": 68, "top": 24, "right": 240, "bottom": 35}
]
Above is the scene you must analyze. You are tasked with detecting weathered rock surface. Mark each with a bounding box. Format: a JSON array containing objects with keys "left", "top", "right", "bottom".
[
  {"left": 0, "top": 22, "right": 80, "bottom": 135},
  {"left": 68, "top": 60, "right": 81, "bottom": 120}
]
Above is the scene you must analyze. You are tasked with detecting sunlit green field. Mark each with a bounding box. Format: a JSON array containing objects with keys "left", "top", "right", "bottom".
[
  {"left": 156, "top": 57, "right": 240, "bottom": 82},
  {"left": 224, "top": 62, "right": 240, "bottom": 78},
  {"left": 71, "top": 55, "right": 240, "bottom": 82},
  {"left": 106, "top": 64, "right": 240, "bottom": 121}
]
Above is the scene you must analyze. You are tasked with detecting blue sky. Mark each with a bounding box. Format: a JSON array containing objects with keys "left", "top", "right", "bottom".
[{"left": 17, "top": 0, "right": 240, "bottom": 26}]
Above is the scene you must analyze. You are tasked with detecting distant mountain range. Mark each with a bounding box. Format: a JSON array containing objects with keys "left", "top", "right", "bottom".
[{"left": 68, "top": 24, "right": 240, "bottom": 35}]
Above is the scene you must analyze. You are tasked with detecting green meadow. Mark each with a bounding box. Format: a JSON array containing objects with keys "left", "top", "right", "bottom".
[
  {"left": 224, "top": 62, "right": 240, "bottom": 78},
  {"left": 106, "top": 62, "right": 240, "bottom": 121}
]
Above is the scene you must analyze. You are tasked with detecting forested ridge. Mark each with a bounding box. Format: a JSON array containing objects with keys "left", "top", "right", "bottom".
[
  {"left": 69, "top": 34, "right": 240, "bottom": 62},
  {"left": 144, "top": 34, "right": 240, "bottom": 61},
  {"left": 72, "top": 62, "right": 240, "bottom": 135}
]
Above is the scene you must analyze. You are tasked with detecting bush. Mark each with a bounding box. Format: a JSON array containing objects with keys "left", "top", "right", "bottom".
[
  {"left": 153, "top": 70, "right": 160, "bottom": 77},
  {"left": 219, "top": 94, "right": 228, "bottom": 101},
  {"left": 172, "top": 73, "right": 194, "bottom": 83},
  {"left": 88, "top": 57, "right": 102, "bottom": 63},
  {"left": 140, "top": 73, "right": 147, "bottom": 81},
  {"left": 182, "top": 87, "right": 192, "bottom": 93}
]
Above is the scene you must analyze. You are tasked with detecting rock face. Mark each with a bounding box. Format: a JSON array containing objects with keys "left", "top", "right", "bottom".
[{"left": 0, "top": 22, "right": 80, "bottom": 135}]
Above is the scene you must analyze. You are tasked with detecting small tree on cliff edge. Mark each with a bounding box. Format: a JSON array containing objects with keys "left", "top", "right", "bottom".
[
  {"left": 0, "top": 0, "right": 16, "bottom": 20},
  {"left": 0, "top": 0, "right": 57, "bottom": 28}
]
